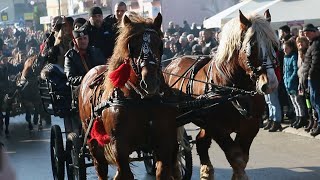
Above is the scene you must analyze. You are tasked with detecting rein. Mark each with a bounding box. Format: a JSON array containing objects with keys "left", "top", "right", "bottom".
[{"left": 163, "top": 71, "right": 257, "bottom": 96}]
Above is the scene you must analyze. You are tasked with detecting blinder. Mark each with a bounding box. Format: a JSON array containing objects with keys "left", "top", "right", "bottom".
[
  {"left": 128, "top": 28, "right": 161, "bottom": 76},
  {"left": 242, "top": 38, "right": 276, "bottom": 80}
]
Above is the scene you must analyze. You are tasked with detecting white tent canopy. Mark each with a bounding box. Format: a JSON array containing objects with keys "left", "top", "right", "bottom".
[
  {"left": 203, "top": 0, "right": 250, "bottom": 28},
  {"left": 204, "top": 0, "right": 320, "bottom": 29}
]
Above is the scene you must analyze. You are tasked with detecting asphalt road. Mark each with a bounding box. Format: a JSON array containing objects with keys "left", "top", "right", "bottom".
[{"left": 1, "top": 115, "right": 320, "bottom": 180}]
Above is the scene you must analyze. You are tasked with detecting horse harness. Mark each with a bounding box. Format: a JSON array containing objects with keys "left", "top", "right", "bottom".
[
  {"left": 81, "top": 28, "right": 163, "bottom": 149},
  {"left": 165, "top": 55, "right": 258, "bottom": 121}
]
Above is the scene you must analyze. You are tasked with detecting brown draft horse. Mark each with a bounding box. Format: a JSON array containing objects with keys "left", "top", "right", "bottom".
[
  {"left": 78, "top": 13, "right": 178, "bottom": 179},
  {"left": 163, "top": 10, "right": 279, "bottom": 180}
]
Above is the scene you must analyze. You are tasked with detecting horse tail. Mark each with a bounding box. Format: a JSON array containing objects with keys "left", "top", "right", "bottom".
[{"left": 103, "top": 144, "right": 117, "bottom": 165}]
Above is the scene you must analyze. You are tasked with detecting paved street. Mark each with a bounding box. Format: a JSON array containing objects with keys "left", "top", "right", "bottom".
[{"left": 1, "top": 115, "right": 320, "bottom": 180}]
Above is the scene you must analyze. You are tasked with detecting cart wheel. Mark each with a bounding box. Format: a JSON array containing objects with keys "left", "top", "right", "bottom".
[
  {"left": 178, "top": 130, "right": 193, "bottom": 180},
  {"left": 66, "top": 133, "right": 86, "bottom": 180},
  {"left": 143, "top": 151, "right": 156, "bottom": 175},
  {"left": 50, "top": 125, "right": 65, "bottom": 180}
]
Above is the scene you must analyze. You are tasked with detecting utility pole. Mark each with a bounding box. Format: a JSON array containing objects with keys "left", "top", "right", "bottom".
[{"left": 57, "top": 0, "right": 61, "bottom": 15}]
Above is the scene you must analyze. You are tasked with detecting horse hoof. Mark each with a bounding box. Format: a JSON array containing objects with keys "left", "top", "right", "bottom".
[{"left": 200, "top": 164, "right": 214, "bottom": 180}]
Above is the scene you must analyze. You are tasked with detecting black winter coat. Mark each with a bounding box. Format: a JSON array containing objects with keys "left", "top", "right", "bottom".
[
  {"left": 302, "top": 36, "right": 320, "bottom": 80},
  {"left": 64, "top": 46, "right": 105, "bottom": 86},
  {"left": 84, "top": 15, "right": 118, "bottom": 59}
]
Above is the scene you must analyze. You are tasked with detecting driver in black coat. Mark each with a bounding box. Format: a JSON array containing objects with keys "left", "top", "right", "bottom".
[{"left": 64, "top": 27, "right": 105, "bottom": 86}]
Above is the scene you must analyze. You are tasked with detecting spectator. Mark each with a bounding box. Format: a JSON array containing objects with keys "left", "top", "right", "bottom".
[
  {"left": 296, "top": 36, "right": 314, "bottom": 131},
  {"left": 64, "top": 27, "right": 105, "bottom": 87},
  {"left": 291, "top": 27, "right": 299, "bottom": 38},
  {"left": 84, "top": 3, "right": 127, "bottom": 59},
  {"left": 190, "top": 23, "right": 200, "bottom": 37},
  {"left": 73, "top": 18, "right": 87, "bottom": 30},
  {"left": 298, "top": 29, "right": 305, "bottom": 37},
  {"left": 182, "top": 20, "right": 191, "bottom": 34},
  {"left": 279, "top": 25, "right": 292, "bottom": 44},
  {"left": 186, "top": 34, "right": 194, "bottom": 42},
  {"left": 163, "top": 41, "right": 173, "bottom": 59},
  {"left": 283, "top": 40, "right": 306, "bottom": 128},
  {"left": 203, "top": 29, "right": 217, "bottom": 49},
  {"left": 178, "top": 36, "right": 191, "bottom": 55},
  {"left": 300, "top": 23, "right": 320, "bottom": 136},
  {"left": 167, "top": 21, "right": 176, "bottom": 35}
]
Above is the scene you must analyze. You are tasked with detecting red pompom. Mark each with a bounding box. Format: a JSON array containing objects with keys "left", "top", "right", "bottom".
[
  {"left": 108, "top": 62, "right": 131, "bottom": 87},
  {"left": 88, "top": 120, "right": 111, "bottom": 147}
]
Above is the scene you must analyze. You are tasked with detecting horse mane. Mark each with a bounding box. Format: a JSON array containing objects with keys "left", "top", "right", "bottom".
[
  {"left": 107, "top": 12, "right": 158, "bottom": 73},
  {"left": 215, "top": 13, "right": 279, "bottom": 66}
]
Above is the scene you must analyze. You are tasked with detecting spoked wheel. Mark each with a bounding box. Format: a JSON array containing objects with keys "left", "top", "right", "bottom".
[
  {"left": 66, "top": 132, "right": 86, "bottom": 180},
  {"left": 50, "top": 125, "right": 65, "bottom": 180},
  {"left": 177, "top": 129, "right": 193, "bottom": 180},
  {"left": 143, "top": 129, "right": 193, "bottom": 180}
]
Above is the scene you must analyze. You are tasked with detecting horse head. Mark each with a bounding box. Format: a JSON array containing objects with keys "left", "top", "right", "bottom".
[
  {"left": 216, "top": 9, "right": 279, "bottom": 94},
  {"left": 238, "top": 10, "right": 279, "bottom": 94},
  {"left": 108, "top": 12, "right": 163, "bottom": 97}
]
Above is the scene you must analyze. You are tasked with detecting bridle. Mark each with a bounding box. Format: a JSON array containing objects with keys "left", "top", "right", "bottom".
[
  {"left": 241, "top": 32, "right": 277, "bottom": 81},
  {"left": 128, "top": 28, "right": 161, "bottom": 76}
]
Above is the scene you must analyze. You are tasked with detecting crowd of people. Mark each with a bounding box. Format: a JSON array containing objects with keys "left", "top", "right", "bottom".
[
  {"left": 161, "top": 21, "right": 219, "bottom": 62},
  {"left": 0, "top": 1, "right": 319, "bottom": 140},
  {"left": 262, "top": 24, "right": 320, "bottom": 136}
]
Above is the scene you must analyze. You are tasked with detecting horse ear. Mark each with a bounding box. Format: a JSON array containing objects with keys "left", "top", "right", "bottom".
[
  {"left": 239, "top": 10, "right": 251, "bottom": 30},
  {"left": 153, "top": 13, "right": 162, "bottom": 30},
  {"left": 264, "top": 9, "right": 271, "bottom": 22},
  {"left": 123, "top": 15, "right": 131, "bottom": 26}
]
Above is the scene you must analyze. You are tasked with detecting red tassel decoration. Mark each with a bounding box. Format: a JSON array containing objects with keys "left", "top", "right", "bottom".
[
  {"left": 88, "top": 120, "right": 111, "bottom": 147},
  {"left": 109, "top": 61, "right": 131, "bottom": 88}
]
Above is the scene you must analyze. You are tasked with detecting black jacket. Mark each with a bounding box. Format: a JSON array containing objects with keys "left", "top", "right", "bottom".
[
  {"left": 64, "top": 46, "right": 105, "bottom": 86},
  {"left": 84, "top": 15, "right": 118, "bottom": 59},
  {"left": 302, "top": 36, "right": 320, "bottom": 80}
]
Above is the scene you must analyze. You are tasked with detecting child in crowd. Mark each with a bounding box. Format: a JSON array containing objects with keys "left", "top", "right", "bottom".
[{"left": 283, "top": 40, "right": 306, "bottom": 128}]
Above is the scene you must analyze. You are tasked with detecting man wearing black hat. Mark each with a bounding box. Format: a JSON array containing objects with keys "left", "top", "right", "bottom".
[
  {"left": 300, "top": 23, "right": 320, "bottom": 136},
  {"left": 84, "top": 3, "right": 127, "bottom": 59},
  {"left": 279, "top": 25, "right": 293, "bottom": 43},
  {"left": 64, "top": 27, "right": 105, "bottom": 86}
]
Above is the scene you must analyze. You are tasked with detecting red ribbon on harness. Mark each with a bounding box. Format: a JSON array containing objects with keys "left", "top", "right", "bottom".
[
  {"left": 108, "top": 58, "right": 131, "bottom": 88},
  {"left": 88, "top": 120, "right": 111, "bottom": 146}
]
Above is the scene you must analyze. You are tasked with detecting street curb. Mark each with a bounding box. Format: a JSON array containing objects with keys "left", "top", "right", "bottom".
[{"left": 281, "top": 124, "right": 320, "bottom": 140}]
